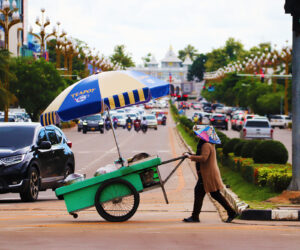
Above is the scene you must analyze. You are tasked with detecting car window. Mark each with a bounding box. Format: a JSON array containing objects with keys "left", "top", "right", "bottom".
[
  {"left": 55, "top": 129, "right": 63, "bottom": 143},
  {"left": 37, "top": 128, "right": 48, "bottom": 145},
  {"left": 270, "top": 115, "right": 282, "bottom": 119},
  {"left": 246, "top": 121, "right": 270, "bottom": 128},
  {"left": 46, "top": 130, "right": 59, "bottom": 145}
]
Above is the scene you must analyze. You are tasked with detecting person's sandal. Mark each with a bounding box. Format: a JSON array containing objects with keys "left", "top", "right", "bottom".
[
  {"left": 183, "top": 216, "right": 200, "bottom": 223},
  {"left": 225, "top": 212, "right": 238, "bottom": 223}
]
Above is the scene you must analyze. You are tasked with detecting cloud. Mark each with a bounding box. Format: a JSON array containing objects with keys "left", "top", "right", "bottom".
[{"left": 28, "top": 0, "right": 292, "bottom": 65}]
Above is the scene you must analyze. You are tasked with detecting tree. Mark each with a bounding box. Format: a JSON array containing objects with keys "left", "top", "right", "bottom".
[
  {"left": 0, "top": 49, "right": 17, "bottom": 115},
  {"left": 187, "top": 54, "right": 207, "bottom": 81},
  {"left": 10, "top": 58, "right": 67, "bottom": 121},
  {"left": 178, "top": 44, "right": 198, "bottom": 61},
  {"left": 141, "top": 53, "right": 152, "bottom": 67},
  {"left": 205, "top": 48, "right": 228, "bottom": 72},
  {"left": 110, "top": 45, "right": 135, "bottom": 69}
]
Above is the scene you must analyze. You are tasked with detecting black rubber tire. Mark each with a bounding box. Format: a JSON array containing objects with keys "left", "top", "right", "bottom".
[
  {"left": 94, "top": 179, "right": 140, "bottom": 222},
  {"left": 100, "top": 128, "right": 104, "bottom": 134},
  {"left": 57, "top": 166, "right": 73, "bottom": 200},
  {"left": 83, "top": 128, "right": 87, "bottom": 134},
  {"left": 154, "top": 127, "right": 158, "bottom": 130},
  {"left": 20, "top": 166, "right": 40, "bottom": 202},
  {"left": 77, "top": 127, "right": 81, "bottom": 132}
]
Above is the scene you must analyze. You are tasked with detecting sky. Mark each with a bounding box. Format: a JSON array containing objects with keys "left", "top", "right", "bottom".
[{"left": 28, "top": 0, "right": 292, "bottom": 66}]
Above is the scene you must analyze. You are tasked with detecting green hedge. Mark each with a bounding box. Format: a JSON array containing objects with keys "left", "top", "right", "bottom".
[
  {"left": 253, "top": 140, "right": 288, "bottom": 164},
  {"left": 241, "top": 140, "right": 261, "bottom": 158},
  {"left": 233, "top": 140, "right": 246, "bottom": 157},
  {"left": 223, "top": 138, "right": 241, "bottom": 156}
]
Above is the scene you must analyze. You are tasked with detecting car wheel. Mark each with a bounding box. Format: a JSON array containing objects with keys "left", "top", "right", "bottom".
[
  {"left": 280, "top": 126, "right": 284, "bottom": 129},
  {"left": 154, "top": 127, "right": 158, "bottom": 130},
  {"left": 20, "top": 166, "right": 40, "bottom": 202},
  {"left": 100, "top": 129, "right": 104, "bottom": 134},
  {"left": 77, "top": 127, "right": 81, "bottom": 132},
  {"left": 57, "top": 165, "right": 73, "bottom": 200},
  {"left": 83, "top": 128, "right": 87, "bottom": 134}
]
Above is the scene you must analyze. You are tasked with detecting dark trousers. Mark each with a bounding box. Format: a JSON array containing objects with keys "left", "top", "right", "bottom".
[{"left": 192, "top": 174, "right": 235, "bottom": 219}]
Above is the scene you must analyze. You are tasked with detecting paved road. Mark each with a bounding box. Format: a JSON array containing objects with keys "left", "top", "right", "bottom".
[{"left": 0, "top": 113, "right": 300, "bottom": 249}]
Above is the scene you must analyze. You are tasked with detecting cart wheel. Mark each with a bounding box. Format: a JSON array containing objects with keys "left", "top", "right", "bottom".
[{"left": 94, "top": 179, "right": 140, "bottom": 222}]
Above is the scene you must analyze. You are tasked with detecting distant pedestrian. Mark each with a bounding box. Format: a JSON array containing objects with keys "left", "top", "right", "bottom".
[{"left": 183, "top": 126, "right": 237, "bottom": 223}]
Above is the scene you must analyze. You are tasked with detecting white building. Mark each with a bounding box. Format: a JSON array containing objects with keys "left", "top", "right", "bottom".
[{"left": 131, "top": 46, "right": 193, "bottom": 94}]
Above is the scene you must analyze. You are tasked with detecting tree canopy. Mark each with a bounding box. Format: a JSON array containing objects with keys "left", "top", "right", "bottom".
[
  {"left": 178, "top": 44, "right": 198, "bottom": 61},
  {"left": 110, "top": 45, "right": 135, "bottom": 69},
  {"left": 9, "top": 58, "right": 67, "bottom": 121},
  {"left": 187, "top": 54, "right": 207, "bottom": 81}
]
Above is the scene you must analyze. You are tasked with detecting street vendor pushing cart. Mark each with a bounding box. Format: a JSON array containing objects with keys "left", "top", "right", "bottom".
[{"left": 183, "top": 125, "right": 237, "bottom": 223}]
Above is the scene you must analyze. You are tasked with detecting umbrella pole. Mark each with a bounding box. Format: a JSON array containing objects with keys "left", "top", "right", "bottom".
[{"left": 107, "top": 109, "right": 124, "bottom": 167}]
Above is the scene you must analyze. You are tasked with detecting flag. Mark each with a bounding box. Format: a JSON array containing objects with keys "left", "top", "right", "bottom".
[{"left": 169, "top": 72, "right": 172, "bottom": 83}]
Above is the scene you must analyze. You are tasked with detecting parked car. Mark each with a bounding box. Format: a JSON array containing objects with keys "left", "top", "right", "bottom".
[
  {"left": 240, "top": 119, "right": 273, "bottom": 140},
  {"left": 269, "top": 114, "right": 291, "bottom": 129},
  {"left": 210, "top": 114, "right": 228, "bottom": 130},
  {"left": 142, "top": 114, "right": 158, "bottom": 130},
  {"left": 79, "top": 114, "right": 104, "bottom": 134},
  {"left": 0, "top": 123, "right": 75, "bottom": 201},
  {"left": 212, "top": 103, "right": 224, "bottom": 111},
  {"left": 0, "top": 115, "right": 16, "bottom": 122}
]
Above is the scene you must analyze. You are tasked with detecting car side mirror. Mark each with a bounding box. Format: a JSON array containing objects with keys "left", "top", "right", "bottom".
[{"left": 39, "top": 141, "right": 51, "bottom": 150}]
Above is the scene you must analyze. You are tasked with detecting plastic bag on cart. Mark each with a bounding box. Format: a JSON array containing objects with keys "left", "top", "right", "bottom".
[
  {"left": 64, "top": 173, "right": 85, "bottom": 185},
  {"left": 94, "top": 164, "right": 118, "bottom": 177}
]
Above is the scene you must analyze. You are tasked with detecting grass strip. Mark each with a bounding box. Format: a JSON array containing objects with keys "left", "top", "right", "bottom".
[{"left": 219, "top": 164, "right": 281, "bottom": 209}]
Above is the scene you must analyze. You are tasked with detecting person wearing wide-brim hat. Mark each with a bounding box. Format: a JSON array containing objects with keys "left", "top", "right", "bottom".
[{"left": 183, "top": 125, "right": 237, "bottom": 223}]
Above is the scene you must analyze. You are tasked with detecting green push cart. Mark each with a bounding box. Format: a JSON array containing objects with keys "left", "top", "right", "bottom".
[{"left": 55, "top": 155, "right": 186, "bottom": 222}]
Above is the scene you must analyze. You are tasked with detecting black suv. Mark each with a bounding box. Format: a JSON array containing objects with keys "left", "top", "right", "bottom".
[
  {"left": 0, "top": 123, "right": 75, "bottom": 201},
  {"left": 210, "top": 114, "right": 228, "bottom": 130},
  {"left": 78, "top": 114, "right": 104, "bottom": 134}
]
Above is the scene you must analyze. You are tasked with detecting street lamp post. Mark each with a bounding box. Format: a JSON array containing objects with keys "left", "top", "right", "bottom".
[
  {"left": 0, "top": 0, "right": 21, "bottom": 122},
  {"left": 54, "top": 22, "right": 66, "bottom": 69},
  {"left": 29, "top": 8, "right": 56, "bottom": 57}
]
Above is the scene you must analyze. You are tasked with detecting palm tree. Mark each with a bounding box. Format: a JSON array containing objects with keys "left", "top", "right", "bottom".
[{"left": 178, "top": 45, "right": 199, "bottom": 61}]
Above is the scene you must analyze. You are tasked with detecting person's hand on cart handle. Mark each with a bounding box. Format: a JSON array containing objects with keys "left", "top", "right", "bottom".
[{"left": 183, "top": 152, "right": 192, "bottom": 159}]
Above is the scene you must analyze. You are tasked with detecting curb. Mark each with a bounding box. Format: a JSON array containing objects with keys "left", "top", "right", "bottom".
[{"left": 241, "top": 209, "right": 300, "bottom": 221}]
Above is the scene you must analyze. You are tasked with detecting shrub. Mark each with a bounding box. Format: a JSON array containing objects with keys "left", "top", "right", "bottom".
[
  {"left": 241, "top": 140, "right": 262, "bottom": 158},
  {"left": 223, "top": 138, "right": 241, "bottom": 156},
  {"left": 253, "top": 140, "right": 288, "bottom": 164},
  {"left": 233, "top": 140, "right": 246, "bottom": 157},
  {"left": 266, "top": 170, "right": 292, "bottom": 192},
  {"left": 179, "top": 116, "right": 194, "bottom": 130},
  {"left": 215, "top": 129, "right": 229, "bottom": 149}
]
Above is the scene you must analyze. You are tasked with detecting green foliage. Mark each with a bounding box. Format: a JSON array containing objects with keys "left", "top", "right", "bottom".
[
  {"left": 241, "top": 140, "right": 261, "bottom": 158},
  {"left": 253, "top": 140, "right": 288, "bottom": 164},
  {"left": 110, "top": 45, "right": 135, "bottom": 69},
  {"left": 10, "top": 57, "right": 67, "bottom": 121},
  {"left": 257, "top": 167, "right": 292, "bottom": 192},
  {"left": 178, "top": 44, "right": 198, "bottom": 61},
  {"left": 179, "top": 116, "right": 194, "bottom": 130},
  {"left": 141, "top": 53, "right": 152, "bottom": 67},
  {"left": 233, "top": 140, "right": 246, "bottom": 157},
  {"left": 215, "top": 129, "right": 229, "bottom": 149},
  {"left": 256, "top": 92, "right": 283, "bottom": 115},
  {"left": 187, "top": 54, "right": 207, "bottom": 82},
  {"left": 223, "top": 138, "right": 241, "bottom": 156}
]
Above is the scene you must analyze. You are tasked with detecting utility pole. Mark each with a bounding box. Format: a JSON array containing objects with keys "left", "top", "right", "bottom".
[{"left": 285, "top": 0, "right": 300, "bottom": 190}]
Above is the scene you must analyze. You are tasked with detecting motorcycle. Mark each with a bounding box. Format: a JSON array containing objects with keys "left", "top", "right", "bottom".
[
  {"left": 141, "top": 124, "right": 148, "bottom": 133},
  {"left": 134, "top": 121, "right": 141, "bottom": 132},
  {"left": 113, "top": 119, "right": 118, "bottom": 129},
  {"left": 161, "top": 116, "right": 167, "bottom": 126},
  {"left": 105, "top": 120, "right": 111, "bottom": 131},
  {"left": 127, "top": 122, "right": 132, "bottom": 131}
]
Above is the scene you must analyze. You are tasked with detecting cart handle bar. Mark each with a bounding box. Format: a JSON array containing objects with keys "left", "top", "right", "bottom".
[{"left": 159, "top": 155, "right": 187, "bottom": 165}]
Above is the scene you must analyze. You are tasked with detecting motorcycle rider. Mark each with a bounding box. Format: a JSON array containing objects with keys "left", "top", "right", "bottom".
[
  {"left": 105, "top": 116, "right": 111, "bottom": 130},
  {"left": 141, "top": 117, "right": 148, "bottom": 132},
  {"left": 126, "top": 115, "right": 133, "bottom": 130},
  {"left": 134, "top": 117, "right": 141, "bottom": 131},
  {"left": 112, "top": 116, "right": 118, "bottom": 129}
]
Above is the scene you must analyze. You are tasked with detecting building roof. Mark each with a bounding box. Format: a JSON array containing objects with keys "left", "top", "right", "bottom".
[
  {"left": 161, "top": 45, "right": 182, "bottom": 63},
  {"left": 182, "top": 54, "right": 193, "bottom": 65}
]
